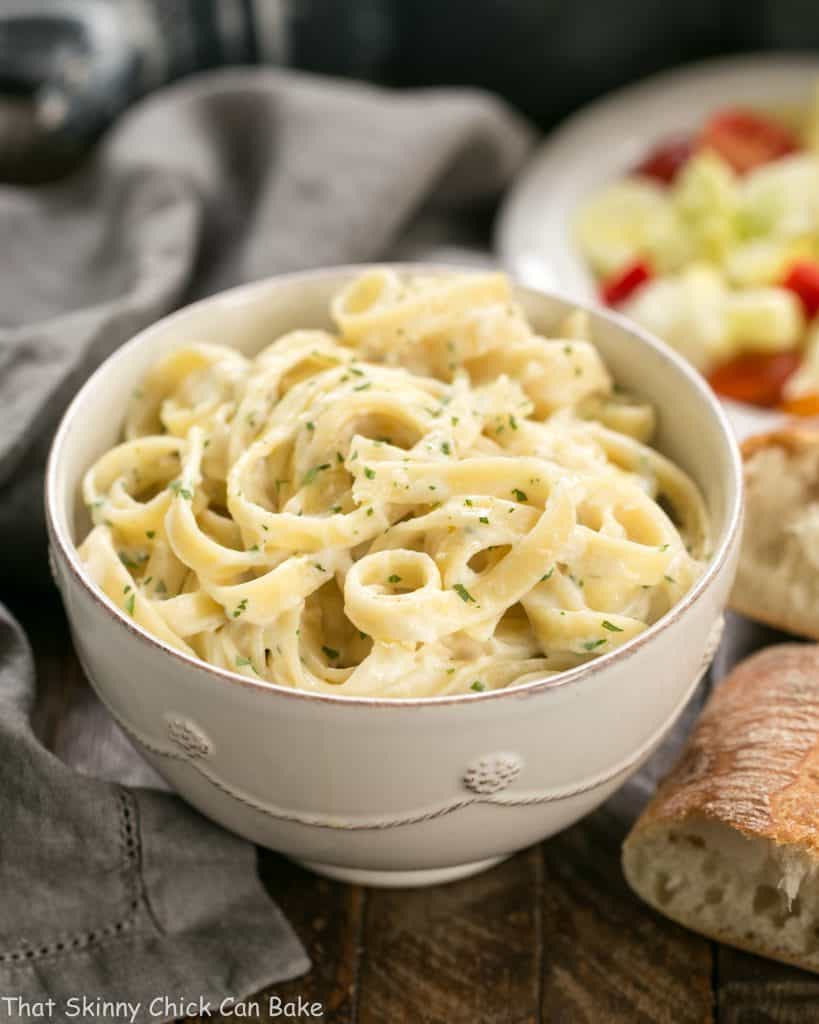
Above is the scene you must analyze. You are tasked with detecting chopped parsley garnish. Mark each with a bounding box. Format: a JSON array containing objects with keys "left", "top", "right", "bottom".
[
  {"left": 232, "top": 598, "right": 248, "bottom": 618},
  {"left": 306, "top": 421, "right": 315, "bottom": 431},
  {"left": 509, "top": 415, "right": 518, "bottom": 430},
  {"left": 364, "top": 467, "right": 376, "bottom": 480},
  {"left": 664, "top": 575, "right": 677, "bottom": 584},
  {"left": 124, "top": 594, "right": 135, "bottom": 616},
  {"left": 322, "top": 645, "right": 340, "bottom": 660},
  {"left": 314, "top": 563, "right": 326, "bottom": 572},
  {"left": 659, "top": 543, "right": 670, "bottom": 552},
  {"left": 464, "top": 498, "right": 473, "bottom": 507},
  {"left": 541, "top": 567, "right": 554, "bottom": 582},
  {"left": 601, "top": 620, "right": 624, "bottom": 633},
  {"left": 155, "top": 580, "right": 167, "bottom": 594},
  {"left": 441, "top": 442, "right": 451, "bottom": 455},
  {"left": 235, "top": 656, "right": 259, "bottom": 675},
  {"left": 512, "top": 488, "right": 527, "bottom": 502},
  {"left": 479, "top": 516, "right": 489, "bottom": 524},
  {"left": 388, "top": 574, "right": 402, "bottom": 584},
  {"left": 336, "top": 451, "right": 344, "bottom": 464},
  {"left": 366, "top": 507, "right": 374, "bottom": 516},
  {"left": 303, "top": 463, "right": 330, "bottom": 485},
  {"left": 470, "top": 680, "right": 486, "bottom": 692},
  {"left": 453, "top": 583, "right": 475, "bottom": 603},
  {"left": 168, "top": 481, "right": 192, "bottom": 500},
  {"left": 350, "top": 366, "right": 364, "bottom": 376},
  {"left": 145, "top": 530, "right": 155, "bottom": 539},
  {"left": 249, "top": 544, "right": 259, "bottom": 552},
  {"left": 354, "top": 381, "right": 372, "bottom": 391},
  {"left": 583, "top": 638, "right": 607, "bottom": 651}
]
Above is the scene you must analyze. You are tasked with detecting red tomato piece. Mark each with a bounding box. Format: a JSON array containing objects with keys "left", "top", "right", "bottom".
[
  {"left": 634, "top": 137, "right": 693, "bottom": 185},
  {"left": 698, "top": 109, "right": 799, "bottom": 174},
  {"left": 708, "top": 351, "right": 802, "bottom": 407},
  {"left": 782, "top": 261, "right": 819, "bottom": 319},
  {"left": 781, "top": 393, "right": 819, "bottom": 417},
  {"left": 600, "top": 259, "right": 653, "bottom": 306}
]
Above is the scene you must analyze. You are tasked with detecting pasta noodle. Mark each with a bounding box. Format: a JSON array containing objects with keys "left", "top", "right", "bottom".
[{"left": 78, "top": 270, "right": 709, "bottom": 697}]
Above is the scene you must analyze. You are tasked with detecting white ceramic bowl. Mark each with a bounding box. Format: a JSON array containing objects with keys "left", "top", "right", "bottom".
[{"left": 46, "top": 265, "right": 743, "bottom": 888}]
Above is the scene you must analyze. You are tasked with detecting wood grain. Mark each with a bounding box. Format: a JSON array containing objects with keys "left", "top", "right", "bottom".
[
  {"left": 717, "top": 946, "right": 819, "bottom": 1024},
  {"left": 356, "top": 846, "right": 541, "bottom": 1024},
  {"left": 539, "top": 801, "right": 714, "bottom": 1024}
]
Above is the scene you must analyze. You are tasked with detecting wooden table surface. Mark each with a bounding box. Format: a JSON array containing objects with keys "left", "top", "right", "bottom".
[{"left": 13, "top": 590, "right": 819, "bottom": 1024}]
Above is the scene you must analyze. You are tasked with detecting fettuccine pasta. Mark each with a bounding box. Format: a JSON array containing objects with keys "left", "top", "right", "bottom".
[{"left": 78, "top": 270, "right": 709, "bottom": 697}]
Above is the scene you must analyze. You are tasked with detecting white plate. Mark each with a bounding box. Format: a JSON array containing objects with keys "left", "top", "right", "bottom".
[{"left": 496, "top": 54, "right": 819, "bottom": 440}]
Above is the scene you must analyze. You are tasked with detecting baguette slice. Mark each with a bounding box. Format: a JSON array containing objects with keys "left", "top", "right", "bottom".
[
  {"left": 623, "top": 645, "right": 819, "bottom": 973},
  {"left": 732, "top": 422, "right": 819, "bottom": 640}
]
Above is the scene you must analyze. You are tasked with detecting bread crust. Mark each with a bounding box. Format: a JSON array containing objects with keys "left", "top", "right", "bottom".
[
  {"left": 730, "top": 422, "right": 819, "bottom": 640},
  {"left": 627, "top": 645, "right": 819, "bottom": 855},
  {"left": 623, "top": 645, "right": 819, "bottom": 973},
  {"left": 740, "top": 420, "right": 819, "bottom": 462}
]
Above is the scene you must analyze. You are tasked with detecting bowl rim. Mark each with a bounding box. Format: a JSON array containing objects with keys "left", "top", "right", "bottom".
[{"left": 45, "top": 262, "right": 744, "bottom": 709}]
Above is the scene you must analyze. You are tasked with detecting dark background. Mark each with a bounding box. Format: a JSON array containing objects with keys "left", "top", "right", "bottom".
[{"left": 1, "top": 0, "right": 818, "bottom": 182}]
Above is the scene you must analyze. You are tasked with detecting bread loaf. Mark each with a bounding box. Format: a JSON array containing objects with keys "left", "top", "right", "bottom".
[
  {"left": 732, "top": 423, "right": 819, "bottom": 640},
  {"left": 622, "top": 645, "right": 819, "bottom": 973}
]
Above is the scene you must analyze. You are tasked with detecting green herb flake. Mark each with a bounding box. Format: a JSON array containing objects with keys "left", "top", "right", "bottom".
[
  {"left": 322, "top": 645, "right": 340, "bottom": 660},
  {"left": 541, "top": 567, "right": 554, "bottom": 582},
  {"left": 601, "top": 620, "right": 624, "bottom": 633},
  {"left": 125, "top": 593, "right": 135, "bottom": 616},
  {"left": 168, "top": 480, "right": 192, "bottom": 500},
  {"left": 155, "top": 580, "right": 167, "bottom": 594},
  {"left": 512, "top": 488, "right": 528, "bottom": 502},
  {"left": 583, "top": 638, "right": 607, "bottom": 651},
  {"left": 145, "top": 530, "right": 156, "bottom": 539},
  {"left": 232, "top": 598, "right": 249, "bottom": 618},
  {"left": 303, "top": 463, "right": 331, "bottom": 485},
  {"left": 306, "top": 421, "right": 315, "bottom": 431},
  {"left": 453, "top": 583, "right": 475, "bottom": 603},
  {"left": 664, "top": 575, "right": 677, "bottom": 584},
  {"left": 364, "top": 467, "right": 376, "bottom": 480},
  {"left": 509, "top": 415, "right": 518, "bottom": 430},
  {"left": 354, "top": 381, "right": 372, "bottom": 392},
  {"left": 336, "top": 451, "right": 344, "bottom": 464},
  {"left": 388, "top": 574, "right": 402, "bottom": 584},
  {"left": 235, "top": 656, "right": 259, "bottom": 675},
  {"left": 470, "top": 680, "right": 486, "bottom": 692},
  {"left": 464, "top": 498, "right": 473, "bottom": 507},
  {"left": 441, "top": 442, "right": 451, "bottom": 455}
]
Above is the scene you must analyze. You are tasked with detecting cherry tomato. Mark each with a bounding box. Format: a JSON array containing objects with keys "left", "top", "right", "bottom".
[
  {"left": 634, "top": 137, "right": 693, "bottom": 185},
  {"left": 782, "top": 261, "right": 819, "bottom": 319},
  {"left": 708, "top": 351, "right": 802, "bottom": 407},
  {"left": 781, "top": 393, "right": 819, "bottom": 417},
  {"left": 698, "top": 109, "right": 799, "bottom": 174},
  {"left": 600, "top": 259, "right": 653, "bottom": 306}
]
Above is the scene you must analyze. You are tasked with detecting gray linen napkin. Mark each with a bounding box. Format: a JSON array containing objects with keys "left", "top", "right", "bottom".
[{"left": 0, "top": 68, "right": 533, "bottom": 1017}]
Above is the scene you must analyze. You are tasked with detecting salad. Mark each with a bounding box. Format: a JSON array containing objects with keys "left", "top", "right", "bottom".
[{"left": 575, "top": 82, "right": 819, "bottom": 413}]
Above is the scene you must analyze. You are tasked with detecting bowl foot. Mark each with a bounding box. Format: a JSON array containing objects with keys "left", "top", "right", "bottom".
[{"left": 295, "top": 854, "right": 509, "bottom": 888}]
